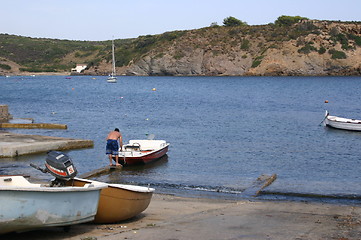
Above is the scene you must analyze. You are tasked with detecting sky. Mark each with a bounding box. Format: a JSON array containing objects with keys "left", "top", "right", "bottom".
[{"left": 1, "top": 0, "right": 361, "bottom": 41}]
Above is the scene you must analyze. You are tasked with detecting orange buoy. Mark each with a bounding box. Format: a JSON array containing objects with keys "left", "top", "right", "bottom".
[{"left": 324, "top": 100, "right": 328, "bottom": 103}]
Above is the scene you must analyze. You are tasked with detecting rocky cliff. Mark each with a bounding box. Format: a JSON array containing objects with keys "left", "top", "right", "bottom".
[{"left": 125, "top": 20, "right": 361, "bottom": 76}]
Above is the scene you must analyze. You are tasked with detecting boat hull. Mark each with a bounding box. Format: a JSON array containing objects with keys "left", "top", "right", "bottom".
[
  {"left": 68, "top": 178, "right": 154, "bottom": 223},
  {"left": 107, "top": 77, "right": 117, "bottom": 83},
  {"left": 325, "top": 116, "right": 361, "bottom": 131},
  {"left": 122, "top": 145, "right": 169, "bottom": 165},
  {"left": 0, "top": 176, "right": 103, "bottom": 234},
  {"left": 94, "top": 185, "right": 153, "bottom": 223}
]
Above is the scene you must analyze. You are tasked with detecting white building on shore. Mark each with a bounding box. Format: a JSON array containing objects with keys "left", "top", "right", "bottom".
[{"left": 71, "top": 64, "right": 87, "bottom": 73}]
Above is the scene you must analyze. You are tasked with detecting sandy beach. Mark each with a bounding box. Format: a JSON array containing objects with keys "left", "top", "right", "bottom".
[{"left": 4, "top": 193, "right": 361, "bottom": 240}]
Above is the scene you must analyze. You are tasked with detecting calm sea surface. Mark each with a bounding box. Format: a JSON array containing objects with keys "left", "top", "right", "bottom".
[{"left": 1, "top": 75, "right": 361, "bottom": 203}]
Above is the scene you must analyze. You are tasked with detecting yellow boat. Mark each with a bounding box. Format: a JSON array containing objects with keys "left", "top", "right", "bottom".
[{"left": 66, "top": 178, "right": 154, "bottom": 223}]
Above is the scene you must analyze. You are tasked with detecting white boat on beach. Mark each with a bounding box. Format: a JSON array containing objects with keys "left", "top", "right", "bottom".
[
  {"left": 0, "top": 175, "right": 105, "bottom": 234},
  {"left": 323, "top": 110, "right": 361, "bottom": 131},
  {"left": 107, "top": 39, "right": 117, "bottom": 83}
]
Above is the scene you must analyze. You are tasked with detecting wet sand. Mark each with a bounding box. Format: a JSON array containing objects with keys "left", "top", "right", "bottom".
[{"left": 5, "top": 194, "right": 361, "bottom": 240}]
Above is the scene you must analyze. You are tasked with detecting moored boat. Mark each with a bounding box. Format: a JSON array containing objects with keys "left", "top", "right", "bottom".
[
  {"left": 323, "top": 110, "right": 361, "bottom": 131},
  {"left": 0, "top": 175, "right": 105, "bottom": 234},
  {"left": 118, "top": 139, "right": 170, "bottom": 165},
  {"left": 107, "top": 39, "right": 117, "bottom": 83},
  {"left": 66, "top": 178, "right": 154, "bottom": 223}
]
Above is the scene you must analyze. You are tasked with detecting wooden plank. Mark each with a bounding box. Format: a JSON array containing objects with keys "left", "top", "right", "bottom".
[
  {"left": 254, "top": 174, "right": 277, "bottom": 196},
  {"left": 0, "top": 123, "right": 67, "bottom": 129},
  {"left": 240, "top": 174, "right": 277, "bottom": 197},
  {"left": 79, "top": 165, "right": 122, "bottom": 179}
]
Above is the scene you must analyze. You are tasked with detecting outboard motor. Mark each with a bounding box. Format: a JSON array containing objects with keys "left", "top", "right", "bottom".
[{"left": 30, "top": 151, "right": 77, "bottom": 187}]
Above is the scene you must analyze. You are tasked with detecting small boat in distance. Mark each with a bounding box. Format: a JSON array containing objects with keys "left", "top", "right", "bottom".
[
  {"left": 66, "top": 178, "right": 154, "bottom": 223},
  {"left": 323, "top": 110, "right": 361, "bottom": 131},
  {"left": 118, "top": 139, "right": 170, "bottom": 165},
  {"left": 107, "top": 39, "right": 117, "bottom": 83}
]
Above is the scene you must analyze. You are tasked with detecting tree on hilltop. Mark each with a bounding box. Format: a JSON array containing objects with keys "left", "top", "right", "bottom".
[
  {"left": 223, "top": 16, "right": 247, "bottom": 27},
  {"left": 275, "top": 15, "right": 308, "bottom": 26}
]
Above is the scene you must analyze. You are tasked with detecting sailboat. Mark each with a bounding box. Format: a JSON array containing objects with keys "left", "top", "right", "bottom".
[{"left": 107, "top": 39, "right": 117, "bottom": 83}]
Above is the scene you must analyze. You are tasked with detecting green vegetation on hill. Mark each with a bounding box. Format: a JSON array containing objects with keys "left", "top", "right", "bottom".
[
  {"left": 0, "top": 34, "right": 109, "bottom": 72},
  {"left": 113, "top": 31, "right": 186, "bottom": 67},
  {"left": 0, "top": 31, "right": 186, "bottom": 73},
  {"left": 0, "top": 15, "right": 361, "bottom": 75}
]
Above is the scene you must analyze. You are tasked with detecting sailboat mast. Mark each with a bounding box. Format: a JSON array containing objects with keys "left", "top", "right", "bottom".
[{"left": 111, "top": 39, "right": 116, "bottom": 76}]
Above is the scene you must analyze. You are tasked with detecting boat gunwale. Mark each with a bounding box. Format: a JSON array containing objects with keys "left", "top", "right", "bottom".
[
  {"left": 72, "top": 177, "right": 155, "bottom": 193},
  {"left": 0, "top": 176, "right": 107, "bottom": 192},
  {"left": 119, "top": 140, "right": 170, "bottom": 158},
  {"left": 120, "top": 143, "right": 169, "bottom": 159}
]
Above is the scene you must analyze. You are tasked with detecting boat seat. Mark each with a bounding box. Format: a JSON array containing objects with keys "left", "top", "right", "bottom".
[
  {"left": 124, "top": 143, "right": 141, "bottom": 151},
  {"left": 83, "top": 183, "right": 95, "bottom": 188},
  {"left": 125, "top": 145, "right": 140, "bottom": 149}
]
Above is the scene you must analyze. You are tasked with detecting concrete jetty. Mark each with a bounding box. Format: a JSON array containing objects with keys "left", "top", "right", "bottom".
[
  {"left": 0, "top": 123, "right": 67, "bottom": 129},
  {"left": 0, "top": 131, "right": 93, "bottom": 157}
]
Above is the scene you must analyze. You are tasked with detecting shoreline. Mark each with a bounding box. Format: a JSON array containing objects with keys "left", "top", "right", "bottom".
[
  {"left": 2, "top": 73, "right": 361, "bottom": 77},
  {"left": 5, "top": 193, "right": 361, "bottom": 239}
]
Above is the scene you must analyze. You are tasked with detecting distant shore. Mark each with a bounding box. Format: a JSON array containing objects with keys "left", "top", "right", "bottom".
[
  {"left": 1, "top": 72, "right": 70, "bottom": 76},
  {"left": 5, "top": 193, "right": 361, "bottom": 240}
]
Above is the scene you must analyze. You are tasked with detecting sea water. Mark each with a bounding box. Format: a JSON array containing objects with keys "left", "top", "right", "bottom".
[{"left": 1, "top": 75, "right": 361, "bottom": 203}]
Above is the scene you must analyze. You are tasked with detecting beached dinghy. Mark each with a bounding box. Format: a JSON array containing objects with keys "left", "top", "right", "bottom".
[
  {"left": 0, "top": 152, "right": 106, "bottom": 234},
  {"left": 323, "top": 110, "right": 361, "bottom": 131},
  {"left": 118, "top": 139, "right": 170, "bottom": 165},
  {"left": 66, "top": 178, "right": 154, "bottom": 223}
]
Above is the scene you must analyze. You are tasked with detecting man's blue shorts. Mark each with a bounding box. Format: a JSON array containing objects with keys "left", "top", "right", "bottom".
[{"left": 106, "top": 140, "right": 119, "bottom": 155}]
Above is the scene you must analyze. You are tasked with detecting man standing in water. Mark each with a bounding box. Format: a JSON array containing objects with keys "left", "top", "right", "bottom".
[{"left": 106, "top": 128, "right": 123, "bottom": 166}]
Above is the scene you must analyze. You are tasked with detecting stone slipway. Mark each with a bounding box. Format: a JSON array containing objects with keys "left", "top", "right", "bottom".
[{"left": 0, "top": 131, "right": 93, "bottom": 157}]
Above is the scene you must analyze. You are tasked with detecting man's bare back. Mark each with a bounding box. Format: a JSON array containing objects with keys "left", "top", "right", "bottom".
[{"left": 107, "top": 131, "right": 121, "bottom": 140}]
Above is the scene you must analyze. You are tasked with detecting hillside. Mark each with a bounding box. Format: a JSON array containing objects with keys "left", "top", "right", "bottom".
[{"left": 1, "top": 19, "right": 361, "bottom": 76}]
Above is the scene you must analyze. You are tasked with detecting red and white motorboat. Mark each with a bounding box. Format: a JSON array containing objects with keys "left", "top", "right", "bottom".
[{"left": 118, "top": 139, "right": 169, "bottom": 165}]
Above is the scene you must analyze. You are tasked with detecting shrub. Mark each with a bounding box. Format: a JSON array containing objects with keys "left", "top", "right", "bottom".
[
  {"left": 347, "top": 34, "right": 361, "bottom": 46},
  {"left": 160, "top": 31, "right": 185, "bottom": 41},
  {"left": 136, "top": 35, "right": 156, "bottom": 49},
  {"left": 298, "top": 43, "right": 317, "bottom": 54},
  {"left": 240, "top": 39, "right": 250, "bottom": 50},
  {"left": 318, "top": 47, "right": 326, "bottom": 54},
  {"left": 223, "top": 16, "right": 247, "bottom": 27},
  {"left": 275, "top": 15, "right": 308, "bottom": 26},
  {"left": 328, "top": 49, "right": 347, "bottom": 59},
  {"left": 115, "top": 49, "right": 134, "bottom": 67},
  {"left": 0, "top": 63, "right": 11, "bottom": 70},
  {"left": 251, "top": 56, "right": 264, "bottom": 68}
]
